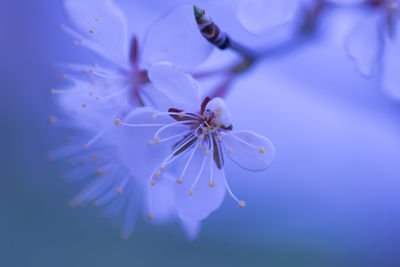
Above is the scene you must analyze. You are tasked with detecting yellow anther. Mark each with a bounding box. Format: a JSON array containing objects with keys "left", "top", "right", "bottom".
[
  {"left": 146, "top": 140, "right": 153, "bottom": 146},
  {"left": 203, "top": 127, "right": 208, "bottom": 133},
  {"left": 179, "top": 112, "right": 185, "bottom": 118},
  {"left": 154, "top": 172, "right": 160, "bottom": 178},
  {"left": 155, "top": 136, "right": 160, "bottom": 143},
  {"left": 147, "top": 213, "right": 154, "bottom": 220},
  {"left": 259, "top": 147, "right": 265, "bottom": 153},
  {"left": 208, "top": 181, "right": 215, "bottom": 188},
  {"left": 177, "top": 179, "right": 183, "bottom": 184},
  {"left": 239, "top": 201, "right": 246, "bottom": 207},
  {"left": 82, "top": 104, "right": 86, "bottom": 108},
  {"left": 198, "top": 145, "right": 204, "bottom": 150},
  {"left": 390, "top": 2, "right": 398, "bottom": 10},
  {"left": 151, "top": 180, "right": 155, "bottom": 186},
  {"left": 160, "top": 167, "right": 165, "bottom": 172},
  {"left": 89, "top": 30, "right": 94, "bottom": 33},
  {"left": 72, "top": 40, "right": 78, "bottom": 45},
  {"left": 204, "top": 150, "right": 210, "bottom": 156},
  {"left": 203, "top": 113, "right": 207, "bottom": 119},
  {"left": 189, "top": 189, "right": 194, "bottom": 196},
  {"left": 89, "top": 68, "right": 93, "bottom": 73},
  {"left": 50, "top": 89, "right": 55, "bottom": 94},
  {"left": 96, "top": 169, "right": 102, "bottom": 175},
  {"left": 114, "top": 119, "right": 121, "bottom": 125},
  {"left": 116, "top": 188, "right": 122, "bottom": 195},
  {"left": 151, "top": 115, "right": 157, "bottom": 121},
  {"left": 208, "top": 125, "right": 212, "bottom": 130},
  {"left": 83, "top": 144, "right": 88, "bottom": 148},
  {"left": 92, "top": 153, "right": 97, "bottom": 159},
  {"left": 217, "top": 135, "right": 222, "bottom": 141},
  {"left": 228, "top": 148, "right": 233, "bottom": 154},
  {"left": 95, "top": 18, "right": 99, "bottom": 22}
]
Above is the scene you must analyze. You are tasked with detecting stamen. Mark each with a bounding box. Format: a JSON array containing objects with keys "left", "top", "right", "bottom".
[
  {"left": 152, "top": 111, "right": 203, "bottom": 120},
  {"left": 154, "top": 171, "right": 160, "bottom": 178},
  {"left": 97, "top": 86, "right": 129, "bottom": 100},
  {"left": 178, "top": 140, "right": 200, "bottom": 182},
  {"left": 222, "top": 174, "right": 244, "bottom": 207},
  {"left": 228, "top": 148, "right": 233, "bottom": 154},
  {"left": 259, "top": 147, "right": 265, "bottom": 153},
  {"left": 153, "top": 120, "right": 195, "bottom": 140},
  {"left": 151, "top": 180, "right": 155, "bottom": 186},
  {"left": 147, "top": 213, "right": 154, "bottom": 220},
  {"left": 117, "top": 121, "right": 166, "bottom": 127},
  {"left": 155, "top": 130, "right": 192, "bottom": 143},
  {"left": 209, "top": 145, "right": 214, "bottom": 187},
  {"left": 84, "top": 128, "right": 107, "bottom": 148},
  {"left": 189, "top": 151, "right": 209, "bottom": 194}
]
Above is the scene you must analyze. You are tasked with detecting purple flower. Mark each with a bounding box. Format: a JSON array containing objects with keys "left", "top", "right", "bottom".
[
  {"left": 52, "top": 0, "right": 213, "bottom": 238},
  {"left": 345, "top": 0, "right": 400, "bottom": 98},
  {"left": 116, "top": 62, "right": 275, "bottom": 224}
]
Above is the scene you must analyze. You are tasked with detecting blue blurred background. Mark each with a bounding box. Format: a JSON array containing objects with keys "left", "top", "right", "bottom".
[{"left": 1, "top": 0, "right": 400, "bottom": 266}]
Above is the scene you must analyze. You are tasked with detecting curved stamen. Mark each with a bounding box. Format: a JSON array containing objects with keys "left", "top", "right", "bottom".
[
  {"left": 189, "top": 149, "right": 209, "bottom": 194},
  {"left": 220, "top": 132, "right": 258, "bottom": 149},
  {"left": 152, "top": 111, "right": 203, "bottom": 120},
  {"left": 84, "top": 128, "right": 107, "bottom": 148},
  {"left": 209, "top": 144, "right": 215, "bottom": 187},
  {"left": 160, "top": 136, "right": 199, "bottom": 171},
  {"left": 156, "top": 130, "right": 193, "bottom": 143},
  {"left": 153, "top": 120, "right": 198, "bottom": 140},
  {"left": 97, "top": 85, "right": 130, "bottom": 100},
  {"left": 118, "top": 122, "right": 166, "bottom": 127},
  {"left": 178, "top": 139, "right": 201, "bottom": 183},
  {"left": 222, "top": 174, "right": 245, "bottom": 207}
]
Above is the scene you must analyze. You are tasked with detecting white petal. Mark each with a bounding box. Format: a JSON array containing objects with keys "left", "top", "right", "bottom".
[
  {"left": 236, "top": 0, "right": 299, "bottom": 35},
  {"left": 222, "top": 130, "right": 275, "bottom": 171},
  {"left": 382, "top": 23, "right": 400, "bottom": 99},
  {"left": 63, "top": 0, "right": 130, "bottom": 67},
  {"left": 117, "top": 107, "right": 177, "bottom": 181},
  {"left": 205, "top": 97, "right": 232, "bottom": 128},
  {"left": 144, "top": 173, "right": 176, "bottom": 223},
  {"left": 141, "top": 5, "right": 213, "bottom": 70},
  {"left": 345, "top": 14, "right": 384, "bottom": 76},
  {"left": 148, "top": 62, "right": 201, "bottom": 111},
  {"left": 326, "top": 0, "right": 365, "bottom": 5},
  {"left": 181, "top": 220, "right": 202, "bottom": 240},
  {"left": 175, "top": 150, "right": 226, "bottom": 221}
]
